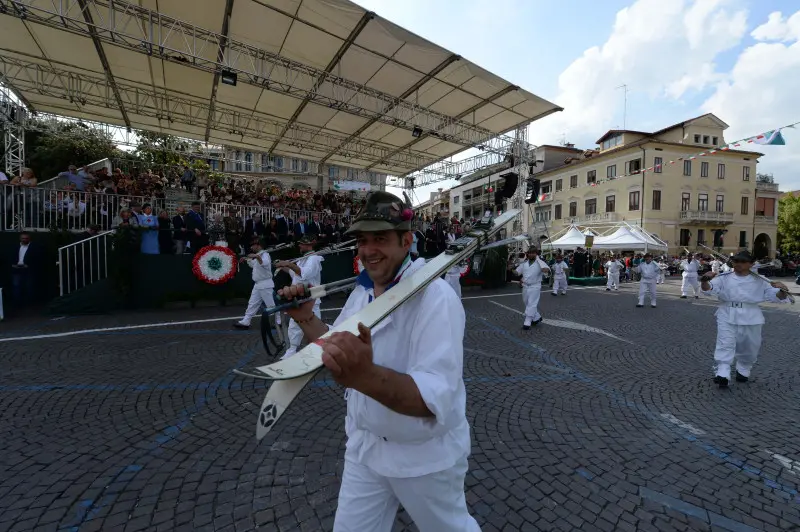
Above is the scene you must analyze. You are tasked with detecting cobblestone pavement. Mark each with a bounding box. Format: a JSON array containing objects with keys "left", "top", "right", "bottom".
[{"left": 1, "top": 277, "right": 800, "bottom": 532}]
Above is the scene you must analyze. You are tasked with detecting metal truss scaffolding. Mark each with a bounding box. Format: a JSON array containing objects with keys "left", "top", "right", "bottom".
[
  {"left": 0, "top": 77, "right": 25, "bottom": 176},
  {"left": 0, "top": 0, "right": 520, "bottom": 155}
]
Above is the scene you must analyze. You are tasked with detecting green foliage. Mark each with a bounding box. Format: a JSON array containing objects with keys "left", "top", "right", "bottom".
[
  {"left": 480, "top": 246, "right": 509, "bottom": 289},
  {"left": 23, "top": 121, "right": 121, "bottom": 180},
  {"left": 777, "top": 194, "right": 800, "bottom": 254},
  {"left": 133, "top": 130, "right": 202, "bottom": 169}
]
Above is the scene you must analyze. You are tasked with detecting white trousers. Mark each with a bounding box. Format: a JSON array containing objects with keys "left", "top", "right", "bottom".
[
  {"left": 522, "top": 284, "right": 542, "bottom": 325},
  {"left": 283, "top": 302, "right": 322, "bottom": 358},
  {"left": 607, "top": 272, "right": 619, "bottom": 289},
  {"left": 681, "top": 274, "right": 700, "bottom": 296},
  {"left": 638, "top": 280, "right": 657, "bottom": 306},
  {"left": 552, "top": 275, "right": 567, "bottom": 294},
  {"left": 714, "top": 320, "right": 762, "bottom": 378},
  {"left": 333, "top": 457, "right": 480, "bottom": 532},
  {"left": 445, "top": 273, "right": 462, "bottom": 298},
  {"left": 657, "top": 271, "right": 666, "bottom": 284},
  {"left": 240, "top": 286, "right": 275, "bottom": 326}
]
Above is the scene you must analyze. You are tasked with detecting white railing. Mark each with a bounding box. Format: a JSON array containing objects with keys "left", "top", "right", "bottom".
[
  {"left": 756, "top": 182, "right": 779, "bottom": 192},
  {"left": 1, "top": 184, "right": 164, "bottom": 232},
  {"left": 679, "top": 210, "right": 734, "bottom": 223},
  {"left": 205, "top": 202, "right": 354, "bottom": 225},
  {"left": 58, "top": 230, "right": 115, "bottom": 296},
  {"left": 754, "top": 215, "right": 776, "bottom": 224},
  {"left": 565, "top": 212, "right": 619, "bottom": 224}
]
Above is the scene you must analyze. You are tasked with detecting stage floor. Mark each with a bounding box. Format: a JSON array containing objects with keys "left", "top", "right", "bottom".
[{"left": 1, "top": 279, "right": 799, "bottom": 531}]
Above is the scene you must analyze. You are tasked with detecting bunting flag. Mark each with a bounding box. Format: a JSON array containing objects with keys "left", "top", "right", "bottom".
[{"left": 580, "top": 120, "right": 798, "bottom": 187}]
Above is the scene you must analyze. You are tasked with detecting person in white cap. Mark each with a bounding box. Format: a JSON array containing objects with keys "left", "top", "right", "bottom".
[
  {"left": 515, "top": 247, "right": 550, "bottom": 329},
  {"left": 634, "top": 253, "right": 660, "bottom": 308},
  {"left": 550, "top": 253, "right": 569, "bottom": 296},
  {"left": 605, "top": 255, "right": 623, "bottom": 291},
  {"left": 680, "top": 253, "right": 701, "bottom": 298}
]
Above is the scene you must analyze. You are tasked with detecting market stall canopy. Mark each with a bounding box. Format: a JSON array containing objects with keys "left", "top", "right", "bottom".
[
  {"left": 542, "top": 225, "right": 591, "bottom": 250},
  {"left": 591, "top": 226, "right": 667, "bottom": 251},
  {"left": 0, "top": 0, "right": 562, "bottom": 177}
]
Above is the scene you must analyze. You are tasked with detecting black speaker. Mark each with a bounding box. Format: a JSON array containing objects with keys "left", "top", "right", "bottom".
[
  {"left": 524, "top": 178, "right": 541, "bottom": 204},
  {"left": 499, "top": 172, "right": 518, "bottom": 198},
  {"left": 494, "top": 190, "right": 504, "bottom": 207}
]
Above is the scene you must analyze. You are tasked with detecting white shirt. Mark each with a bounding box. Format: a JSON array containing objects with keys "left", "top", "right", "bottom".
[
  {"left": 335, "top": 258, "right": 470, "bottom": 478},
  {"left": 710, "top": 260, "right": 723, "bottom": 274},
  {"left": 249, "top": 250, "right": 274, "bottom": 288},
  {"left": 681, "top": 260, "right": 699, "bottom": 276},
  {"left": 605, "top": 260, "right": 622, "bottom": 274},
  {"left": 636, "top": 261, "right": 660, "bottom": 281},
  {"left": 702, "top": 272, "right": 784, "bottom": 325},
  {"left": 552, "top": 260, "right": 568, "bottom": 277},
  {"left": 18, "top": 243, "right": 29, "bottom": 265},
  {"left": 290, "top": 253, "right": 324, "bottom": 287},
  {"left": 515, "top": 257, "right": 549, "bottom": 286}
]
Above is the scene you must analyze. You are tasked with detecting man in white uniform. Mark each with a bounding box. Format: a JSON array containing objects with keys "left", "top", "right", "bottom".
[
  {"left": 551, "top": 253, "right": 568, "bottom": 296},
  {"left": 605, "top": 255, "right": 623, "bottom": 291},
  {"left": 710, "top": 258, "right": 723, "bottom": 275},
  {"left": 274, "top": 235, "right": 324, "bottom": 359},
  {"left": 444, "top": 262, "right": 465, "bottom": 298},
  {"left": 233, "top": 237, "right": 275, "bottom": 329},
  {"left": 634, "top": 252, "right": 660, "bottom": 308},
  {"left": 277, "top": 191, "right": 479, "bottom": 531},
  {"left": 515, "top": 247, "right": 550, "bottom": 329},
  {"left": 680, "top": 253, "right": 701, "bottom": 299},
  {"left": 656, "top": 258, "right": 667, "bottom": 285},
  {"left": 701, "top": 250, "right": 789, "bottom": 388}
]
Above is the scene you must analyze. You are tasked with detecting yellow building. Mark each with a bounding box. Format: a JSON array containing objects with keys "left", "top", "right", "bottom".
[{"left": 532, "top": 114, "right": 781, "bottom": 257}]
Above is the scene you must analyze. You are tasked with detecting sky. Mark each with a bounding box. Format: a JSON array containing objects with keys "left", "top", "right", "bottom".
[{"left": 354, "top": 0, "right": 800, "bottom": 203}]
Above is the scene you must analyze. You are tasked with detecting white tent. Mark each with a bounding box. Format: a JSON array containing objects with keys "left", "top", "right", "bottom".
[
  {"left": 591, "top": 226, "right": 667, "bottom": 251},
  {"left": 542, "top": 225, "right": 591, "bottom": 250}
]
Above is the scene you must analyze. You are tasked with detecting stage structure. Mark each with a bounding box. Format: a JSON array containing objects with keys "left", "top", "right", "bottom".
[{"left": 0, "top": 0, "right": 561, "bottom": 185}]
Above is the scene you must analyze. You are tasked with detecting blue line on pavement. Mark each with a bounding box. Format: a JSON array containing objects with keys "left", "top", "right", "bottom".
[{"left": 472, "top": 312, "right": 800, "bottom": 505}]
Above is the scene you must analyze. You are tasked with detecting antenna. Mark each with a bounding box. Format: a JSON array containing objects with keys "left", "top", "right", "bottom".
[{"left": 616, "top": 84, "right": 629, "bottom": 129}]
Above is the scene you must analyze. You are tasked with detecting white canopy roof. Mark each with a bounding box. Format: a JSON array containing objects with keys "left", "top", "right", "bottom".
[
  {"left": 542, "top": 225, "right": 590, "bottom": 250},
  {"left": 0, "top": 0, "right": 562, "bottom": 177},
  {"left": 592, "top": 226, "right": 667, "bottom": 251}
]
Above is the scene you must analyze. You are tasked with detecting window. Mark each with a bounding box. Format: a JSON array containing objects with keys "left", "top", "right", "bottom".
[
  {"left": 605, "top": 195, "right": 616, "bottom": 213},
  {"left": 555, "top": 179, "right": 563, "bottom": 192},
  {"left": 569, "top": 202, "right": 577, "bottom": 217},
  {"left": 261, "top": 154, "right": 269, "bottom": 169},
  {"left": 683, "top": 160, "right": 692, "bottom": 176},
  {"left": 740, "top": 196, "right": 748, "bottom": 215},
  {"left": 245, "top": 152, "right": 253, "bottom": 171},
  {"left": 274, "top": 156, "right": 283, "bottom": 169},
  {"left": 739, "top": 230, "right": 747, "bottom": 247},
  {"left": 694, "top": 134, "right": 701, "bottom": 143},
  {"left": 701, "top": 162, "right": 709, "bottom": 178},
  {"left": 697, "top": 229, "right": 706, "bottom": 245},
  {"left": 713, "top": 230, "right": 724, "bottom": 248},
  {"left": 654, "top": 156, "right": 663, "bottom": 173},
  {"left": 606, "top": 165, "right": 616, "bottom": 178},
  {"left": 570, "top": 175, "right": 578, "bottom": 188},
  {"left": 703, "top": 135, "right": 710, "bottom": 144},
  {"left": 698, "top": 193, "right": 709, "bottom": 211},
  {"left": 235, "top": 150, "right": 242, "bottom": 171},
  {"left": 625, "top": 159, "right": 641, "bottom": 175},
  {"left": 712, "top": 136, "right": 718, "bottom": 146},
  {"left": 585, "top": 198, "right": 597, "bottom": 215},
  {"left": 681, "top": 192, "right": 691, "bottom": 211},
  {"left": 628, "top": 191, "right": 640, "bottom": 211},
  {"left": 715, "top": 195, "right": 724, "bottom": 212},
  {"left": 717, "top": 163, "right": 725, "bottom": 179},
  {"left": 680, "top": 229, "right": 691, "bottom": 246},
  {"left": 601, "top": 134, "right": 622, "bottom": 150},
  {"left": 652, "top": 190, "right": 661, "bottom": 210},
  {"left": 302, "top": 160, "right": 309, "bottom": 172},
  {"left": 743, "top": 166, "right": 750, "bottom": 181},
  {"left": 554, "top": 204, "right": 562, "bottom": 219},
  {"left": 756, "top": 197, "right": 776, "bottom": 216},
  {"left": 587, "top": 171, "right": 596, "bottom": 184},
  {"left": 328, "top": 165, "right": 338, "bottom": 178},
  {"left": 541, "top": 181, "right": 552, "bottom": 194}
]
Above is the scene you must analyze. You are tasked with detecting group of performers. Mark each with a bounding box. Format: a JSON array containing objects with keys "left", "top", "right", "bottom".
[{"left": 230, "top": 188, "right": 792, "bottom": 530}]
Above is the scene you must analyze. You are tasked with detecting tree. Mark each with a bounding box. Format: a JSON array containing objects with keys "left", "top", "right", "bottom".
[
  {"left": 777, "top": 194, "right": 800, "bottom": 254},
  {"left": 23, "top": 120, "right": 121, "bottom": 180}
]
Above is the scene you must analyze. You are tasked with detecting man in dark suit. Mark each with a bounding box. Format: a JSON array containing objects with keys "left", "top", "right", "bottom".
[
  {"left": 307, "top": 213, "right": 322, "bottom": 236},
  {"left": 276, "top": 209, "right": 292, "bottom": 243},
  {"left": 9, "top": 232, "right": 42, "bottom": 311},
  {"left": 185, "top": 201, "right": 207, "bottom": 255},
  {"left": 172, "top": 206, "right": 188, "bottom": 254},
  {"left": 293, "top": 215, "right": 308, "bottom": 241},
  {"left": 243, "top": 213, "right": 265, "bottom": 244}
]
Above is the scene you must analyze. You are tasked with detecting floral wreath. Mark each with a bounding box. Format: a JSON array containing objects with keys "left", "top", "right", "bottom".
[{"left": 192, "top": 245, "right": 238, "bottom": 285}]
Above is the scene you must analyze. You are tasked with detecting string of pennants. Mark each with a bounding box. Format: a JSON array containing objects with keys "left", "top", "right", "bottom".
[{"left": 583, "top": 120, "right": 799, "bottom": 188}]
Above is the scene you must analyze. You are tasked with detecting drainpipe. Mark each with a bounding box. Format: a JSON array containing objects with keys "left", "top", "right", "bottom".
[
  {"left": 751, "top": 186, "right": 757, "bottom": 256},
  {"left": 639, "top": 146, "right": 646, "bottom": 224}
]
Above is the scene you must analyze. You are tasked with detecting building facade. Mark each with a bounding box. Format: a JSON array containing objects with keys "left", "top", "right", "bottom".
[
  {"left": 210, "top": 148, "right": 388, "bottom": 193},
  {"left": 528, "top": 114, "right": 780, "bottom": 257}
]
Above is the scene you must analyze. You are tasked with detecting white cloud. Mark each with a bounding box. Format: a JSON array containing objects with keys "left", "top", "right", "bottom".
[
  {"left": 702, "top": 9, "right": 800, "bottom": 191},
  {"left": 529, "top": 0, "right": 747, "bottom": 146}
]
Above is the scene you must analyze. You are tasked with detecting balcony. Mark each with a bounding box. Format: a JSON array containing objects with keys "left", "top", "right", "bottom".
[
  {"left": 562, "top": 212, "right": 619, "bottom": 224},
  {"left": 679, "top": 210, "right": 734, "bottom": 224},
  {"left": 754, "top": 215, "right": 776, "bottom": 224},
  {"left": 756, "top": 181, "right": 780, "bottom": 192}
]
